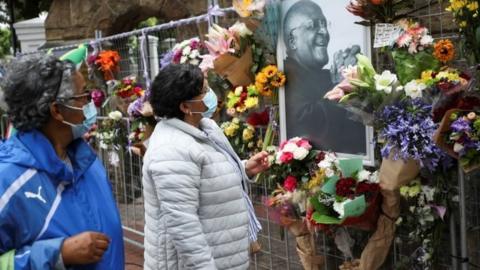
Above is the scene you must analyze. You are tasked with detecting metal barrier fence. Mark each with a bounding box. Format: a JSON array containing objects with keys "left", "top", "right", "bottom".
[{"left": 5, "top": 0, "right": 477, "bottom": 269}]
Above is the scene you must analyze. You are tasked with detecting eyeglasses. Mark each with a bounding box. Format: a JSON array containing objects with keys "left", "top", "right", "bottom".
[
  {"left": 290, "top": 19, "right": 328, "bottom": 35},
  {"left": 58, "top": 91, "right": 92, "bottom": 104}
]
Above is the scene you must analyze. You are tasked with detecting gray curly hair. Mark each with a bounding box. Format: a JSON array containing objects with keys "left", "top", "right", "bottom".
[{"left": 1, "top": 54, "right": 76, "bottom": 131}]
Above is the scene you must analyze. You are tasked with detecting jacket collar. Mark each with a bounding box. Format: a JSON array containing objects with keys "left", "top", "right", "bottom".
[
  {"left": 161, "top": 118, "right": 209, "bottom": 141},
  {"left": 16, "top": 129, "right": 96, "bottom": 183}
]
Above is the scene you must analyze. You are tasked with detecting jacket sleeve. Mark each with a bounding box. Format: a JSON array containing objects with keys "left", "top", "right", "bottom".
[
  {"left": 148, "top": 146, "right": 217, "bottom": 270},
  {"left": 0, "top": 193, "right": 66, "bottom": 270}
]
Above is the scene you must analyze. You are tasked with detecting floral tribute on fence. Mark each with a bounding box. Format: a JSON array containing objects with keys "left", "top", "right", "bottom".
[{"left": 51, "top": 1, "right": 480, "bottom": 269}]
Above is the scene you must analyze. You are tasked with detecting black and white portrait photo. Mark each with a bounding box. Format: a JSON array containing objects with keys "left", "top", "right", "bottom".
[{"left": 278, "top": 0, "right": 374, "bottom": 161}]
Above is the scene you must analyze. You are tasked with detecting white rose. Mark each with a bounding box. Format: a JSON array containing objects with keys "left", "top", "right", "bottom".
[
  {"left": 234, "top": 86, "right": 243, "bottom": 96},
  {"left": 357, "top": 170, "right": 371, "bottom": 181},
  {"left": 108, "top": 110, "right": 122, "bottom": 121},
  {"left": 182, "top": 46, "right": 192, "bottom": 56},
  {"left": 369, "top": 171, "right": 379, "bottom": 183},
  {"left": 189, "top": 49, "right": 199, "bottom": 59},
  {"left": 99, "top": 141, "right": 108, "bottom": 150},
  {"left": 404, "top": 80, "right": 426, "bottom": 99},
  {"left": 420, "top": 35, "right": 433, "bottom": 46},
  {"left": 318, "top": 160, "right": 331, "bottom": 169},
  {"left": 374, "top": 70, "right": 398, "bottom": 94},
  {"left": 324, "top": 167, "right": 335, "bottom": 178},
  {"left": 453, "top": 142, "right": 464, "bottom": 153},
  {"left": 293, "top": 147, "right": 309, "bottom": 160},
  {"left": 179, "top": 40, "right": 190, "bottom": 48},
  {"left": 282, "top": 142, "right": 298, "bottom": 153},
  {"left": 180, "top": 56, "right": 188, "bottom": 64},
  {"left": 189, "top": 59, "right": 199, "bottom": 66}
]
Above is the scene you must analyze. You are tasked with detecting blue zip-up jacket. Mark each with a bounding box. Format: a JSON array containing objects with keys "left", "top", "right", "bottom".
[{"left": 0, "top": 129, "right": 125, "bottom": 269}]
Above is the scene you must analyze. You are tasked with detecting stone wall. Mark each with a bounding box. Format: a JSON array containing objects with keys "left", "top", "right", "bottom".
[{"left": 45, "top": 0, "right": 209, "bottom": 42}]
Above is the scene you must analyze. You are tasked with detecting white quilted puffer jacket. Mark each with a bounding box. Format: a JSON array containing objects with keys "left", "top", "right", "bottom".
[{"left": 142, "top": 117, "right": 250, "bottom": 270}]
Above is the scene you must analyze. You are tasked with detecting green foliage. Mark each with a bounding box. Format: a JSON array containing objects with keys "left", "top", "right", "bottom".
[
  {"left": 392, "top": 50, "right": 440, "bottom": 85},
  {"left": 0, "top": 27, "right": 11, "bottom": 58}
]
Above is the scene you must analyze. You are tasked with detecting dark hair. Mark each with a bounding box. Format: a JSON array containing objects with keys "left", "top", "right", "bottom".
[
  {"left": 1, "top": 54, "right": 75, "bottom": 131},
  {"left": 150, "top": 64, "right": 204, "bottom": 119}
]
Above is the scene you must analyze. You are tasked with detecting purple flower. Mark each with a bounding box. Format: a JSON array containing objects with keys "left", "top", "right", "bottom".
[
  {"left": 376, "top": 98, "right": 448, "bottom": 172},
  {"left": 160, "top": 51, "right": 174, "bottom": 69},
  {"left": 127, "top": 98, "right": 143, "bottom": 118},
  {"left": 451, "top": 118, "right": 471, "bottom": 133}
]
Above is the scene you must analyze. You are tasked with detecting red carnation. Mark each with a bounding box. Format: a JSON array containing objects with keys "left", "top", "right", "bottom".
[
  {"left": 247, "top": 109, "right": 270, "bottom": 126},
  {"left": 336, "top": 177, "right": 356, "bottom": 197},
  {"left": 283, "top": 175, "right": 298, "bottom": 192},
  {"left": 355, "top": 181, "right": 379, "bottom": 197},
  {"left": 279, "top": 152, "right": 294, "bottom": 164}
]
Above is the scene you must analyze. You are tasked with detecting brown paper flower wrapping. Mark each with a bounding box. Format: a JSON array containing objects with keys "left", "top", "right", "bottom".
[
  {"left": 283, "top": 219, "right": 324, "bottom": 270},
  {"left": 379, "top": 152, "right": 420, "bottom": 191},
  {"left": 213, "top": 48, "right": 253, "bottom": 87}
]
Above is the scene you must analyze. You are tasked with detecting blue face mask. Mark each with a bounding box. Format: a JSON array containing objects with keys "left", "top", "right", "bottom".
[
  {"left": 62, "top": 101, "right": 98, "bottom": 139},
  {"left": 188, "top": 88, "right": 218, "bottom": 118}
]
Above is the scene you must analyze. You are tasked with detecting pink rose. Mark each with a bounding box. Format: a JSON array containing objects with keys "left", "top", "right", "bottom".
[
  {"left": 279, "top": 152, "right": 294, "bottom": 164},
  {"left": 279, "top": 140, "right": 289, "bottom": 150},
  {"left": 296, "top": 138, "right": 312, "bottom": 150},
  {"left": 283, "top": 175, "right": 298, "bottom": 192}
]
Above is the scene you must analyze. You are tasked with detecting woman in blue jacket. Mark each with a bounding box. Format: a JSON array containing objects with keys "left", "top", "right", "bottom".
[{"left": 0, "top": 55, "right": 125, "bottom": 269}]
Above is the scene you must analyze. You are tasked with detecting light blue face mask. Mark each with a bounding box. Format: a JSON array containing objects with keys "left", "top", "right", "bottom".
[
  {"left": 187, "top": 88, "right": 218, "bottom": 118},
  {"left": 61, "top": 101, "right": 98, "bottom": 139}
]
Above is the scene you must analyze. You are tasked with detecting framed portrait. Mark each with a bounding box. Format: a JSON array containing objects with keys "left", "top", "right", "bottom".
[{"left": 277, "top": 0, "right": 375, "bottom": 166}]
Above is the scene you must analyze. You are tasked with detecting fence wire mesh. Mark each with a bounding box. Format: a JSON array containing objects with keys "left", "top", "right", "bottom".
[{"left": 5, "top": 0, "right": 474, "bottom": 269}]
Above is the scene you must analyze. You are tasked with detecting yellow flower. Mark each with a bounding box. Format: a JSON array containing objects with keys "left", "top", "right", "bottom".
[
  {"left": 233, "top": 0, "right": 253, "bottom": 17},
  {"left": 232, "top": 117, "right": 240, "bottom": 124},
  {"left": 459, "top": 21, "right": 467, "bottom": 28},
  {"left": 236, "top": 104, "right": 247, "bottom": 113},
  {"left": 467, "top": 1, "right": 479, "bottom": 11},
  {"left": 242, "top": 128, "right": 254, "bottom": 142},
  {"left": 234, "top": 86, "right": 244, "bottom": 96},
  {"left": 420, "top": 70, "right": 434, "bottom": 82},
  {"left": 306, "top": 169, "right": 325, "bottom": 190},
  {"left": 270, "top": 73, "right": 286, "bottom": 88},
  {"left": 262, "top": 65, "right": 278, "bottom": 78},
  {"left": 447, "top": 0, "right": 468, "bottom": 11},
  {"left": 224, "top": 124, "right": 238, "bottom": 137},
  {"left": 244, "top": 96, "right": 259, "bottom": 109},
  {"left": 255, "top": 72, "right": 268, "bottom": 84}
]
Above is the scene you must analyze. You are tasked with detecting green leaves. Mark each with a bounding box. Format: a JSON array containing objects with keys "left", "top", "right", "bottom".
[{"left": 392, "top": 50, "right": 440, "bottom": 85}]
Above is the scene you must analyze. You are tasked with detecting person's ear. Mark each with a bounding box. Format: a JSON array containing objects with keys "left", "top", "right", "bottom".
[
  {"left": 179, "top": 102, "right": 192, "bottom": 116},
  {"left": 288, "top": 33, "right": 296, "bottom": 50},
  {"left": 50, "top": 102, "right": 65, "bottom": 122}
]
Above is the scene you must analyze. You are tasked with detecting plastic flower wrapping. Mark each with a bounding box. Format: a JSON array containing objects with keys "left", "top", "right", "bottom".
[
  {"left": 226, "top": 85, "right": 259, "bottom": 116},
  {"left": 220, "top": 117, "right": 262, "bottom": 159},
  {"left": 308, "top": 157, "right": 380, "bottom": 231}
]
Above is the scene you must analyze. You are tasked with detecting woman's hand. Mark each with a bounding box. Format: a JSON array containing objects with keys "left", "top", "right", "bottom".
[
  {"left": 245, "top": 151, "right": 270, "bottom": 178},
  {"left": 61, "top": 231, "right": 110, "bottom": 265}
]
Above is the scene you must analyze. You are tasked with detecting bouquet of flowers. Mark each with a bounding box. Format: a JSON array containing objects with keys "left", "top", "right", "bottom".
[
  {"left": 226, "top": 85, "right": 259, "bottom": 115},
  {"left": 446, "top": 0, "right": 480, "bottom": 64},
  {"left": 346, "top": 0, "right": 415, "bottom": 25},
  {"left": 128, "top": 116, "right": 155, "bottom": 144},
  {"left": 113, "top": 76, "right": 145, "bottom": 101},
  {"left": 376, "top": 98, "right": 446, "bottom": 173},
  {"left": 160, "top": 37, "right": 204, "bottom": 68},
  {"left": 254, "top": 65, "right": 286, "bottom": 97},
  {"left": 202, "top": 22, "right": 254, "bottom": 86},
  {"left": 390, "top": 19, "right": 440, "bottom": 85},
  {"left": 220, "top": 118, "right": 262, "bottom": 159},
  {"left": 95, "top": 110, "right": 127, "bottom": 150},
  {"left": 324, "top": 54, "right": 404, "bottom": 125},
  {"left": 94, "top": 50, "right": 121, "bottom": 81},
  {"left": 434, "top": 110, "right": 480, "bottom": 172},
  {"left": 308, "top": 158, "right": 380, "bottom": 231}
]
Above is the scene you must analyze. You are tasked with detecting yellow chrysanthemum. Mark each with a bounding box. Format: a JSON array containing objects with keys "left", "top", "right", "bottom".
[
  {"left": 242, "top": 128, "right": 254, "bottom": 142},
  {"left": 467, "top": 1, "right": 479, "bottom": 11},
  {"left": 236, "top": 104, "right": 247, "bottom": 113},
  {"left": 262, "top": 65, "right": 278, "bottom": 78},
  {"left": 244, "top": 96, "right": 259, "bottom": 109},
  {"left": 459, "top": 21, "right": 467, "bottom": 28},
  {"left": 224, "top": 124, "right": 238, "bottom": 137}
]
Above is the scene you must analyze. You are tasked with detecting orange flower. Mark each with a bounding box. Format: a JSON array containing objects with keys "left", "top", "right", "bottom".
[
  {"left": 262, "top": 65, "right": 278, "bottom": 78},
  {"left": 95, "top": 50, "right": 121, "bottom": 80},
  {"left": 433, "top": 39, "right": 455, "bottom": 63},
  {"left": 271, "top": 73, "right": 286, "bottom": 88},
  {"left": 255, "top": 72, "right": 268, "bottom": 84}
]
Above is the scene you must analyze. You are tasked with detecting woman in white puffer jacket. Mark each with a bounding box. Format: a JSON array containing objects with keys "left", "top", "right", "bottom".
[{"left": 142, "top": 64, "right": 269, "bottom": 270}]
